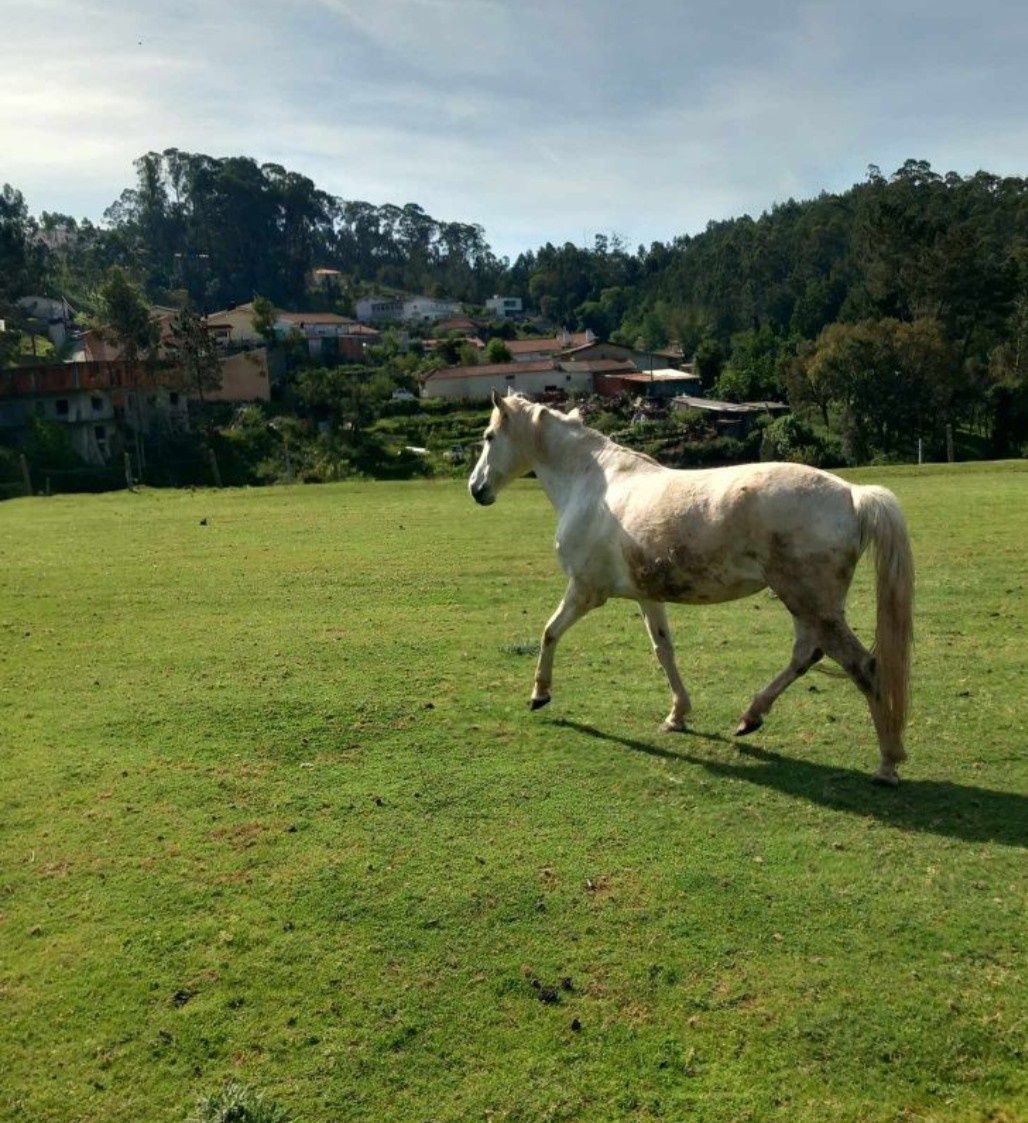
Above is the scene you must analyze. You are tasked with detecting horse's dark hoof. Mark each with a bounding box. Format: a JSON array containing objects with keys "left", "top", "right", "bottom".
[
  {"left": 734, "top": 715, "right": 763, "bottom": 737},
  {"left": 529, "top": 695, "right": 551, "bottom": 711}
]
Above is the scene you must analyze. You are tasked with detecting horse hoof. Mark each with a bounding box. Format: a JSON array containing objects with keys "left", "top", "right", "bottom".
[
  {"left": 871, "top": 768, "right": 900, "bottom": 787},
  {"left": 660, "top": 719, "right": 686, "bottom": 734},
  {"left": 529, "top": 695, "right": 551, "bottom": 711},
  {"left": 734, "top": 715, "right": 763, "bottom": 737}
]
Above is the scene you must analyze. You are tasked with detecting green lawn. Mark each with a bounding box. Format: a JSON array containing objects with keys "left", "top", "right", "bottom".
[{"left": 0, "top": 462, "right": 1025, "bottom": 1123}]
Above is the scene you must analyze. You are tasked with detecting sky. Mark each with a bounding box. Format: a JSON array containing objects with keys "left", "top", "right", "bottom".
[{"left": 2, "top": 0, "right": 1026, "bottom": 260}]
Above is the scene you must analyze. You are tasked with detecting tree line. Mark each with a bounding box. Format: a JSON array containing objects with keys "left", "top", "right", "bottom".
[{"left": 2, "top": 153, "right": 1026, "bottom": 461}]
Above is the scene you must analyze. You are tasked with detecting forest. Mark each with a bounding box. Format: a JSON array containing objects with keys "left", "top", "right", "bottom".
[{"left": 1, "top": 152, "right": 1026, "bottom": 466}]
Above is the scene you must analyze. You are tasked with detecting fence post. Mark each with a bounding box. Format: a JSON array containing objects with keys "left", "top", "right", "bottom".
[
  {"left": 124, "top": 452, "right": 135, "bottom": 491},
  {"left": 19, "top": 454, "right": 31, "bottom": 497},
  {"left": 946, "top": 424, "right": 955, "bottom": 463},
  {"left": 207, "top": 446, "right": 223, "bottom": 488}
]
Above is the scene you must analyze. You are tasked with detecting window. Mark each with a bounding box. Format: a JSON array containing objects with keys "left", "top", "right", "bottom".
[
  {"left": 91, "top": 396, "right": 103, "bottom": 412},
  {"left": 505, "top": 373, "right": 515, "bottom": 381},
  {"left": 55, "top": 399, "right": 69, "bottom": 416}
]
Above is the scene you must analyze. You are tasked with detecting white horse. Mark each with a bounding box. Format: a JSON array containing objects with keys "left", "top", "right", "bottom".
[{"left": 468, "top": 392, "right": 914, "bottom": 785}]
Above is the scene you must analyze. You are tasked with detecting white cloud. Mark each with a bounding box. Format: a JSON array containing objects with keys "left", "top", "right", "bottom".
[{"left": 0, "top": 0, "right": 1024, "bottom": 257}]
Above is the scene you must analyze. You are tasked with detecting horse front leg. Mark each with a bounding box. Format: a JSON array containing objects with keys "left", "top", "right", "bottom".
[
  {"left": 530, "top": 580, "right": 600, "bottom": 710},
  {"left": 639, "top": 600, "right": 691, "bottom": 732}
]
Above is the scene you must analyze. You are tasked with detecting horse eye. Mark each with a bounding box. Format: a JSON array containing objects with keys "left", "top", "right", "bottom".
[{"left": 484, "top": 433, "right": 493, "bottom": 443}]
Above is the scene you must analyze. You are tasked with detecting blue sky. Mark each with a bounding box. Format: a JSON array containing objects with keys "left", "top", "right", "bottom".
[{"left": 3, "top": 0, "right": 1025, "bottom": 259}]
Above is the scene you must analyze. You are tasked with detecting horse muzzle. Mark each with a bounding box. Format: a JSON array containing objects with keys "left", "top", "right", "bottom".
[{"left": 470, "top": 482, "right": 495, "bottom": 506}]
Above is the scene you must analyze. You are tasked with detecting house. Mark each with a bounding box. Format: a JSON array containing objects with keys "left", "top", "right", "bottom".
[
  {"left": 355, "top": 296, "right": 405, "bottom": 324},
  {"left": 559, "top": 339, "right": 689, "bottom": 372},
  {"left": 506, "top": 330, "right": 595, "bottom": 363},
  {"left": 485, "top": 295, "right": 523, "bottom": 319},
  {"left": 204, "top": 349, "right": 271, "bottom": 403},
  {"left": 420, "top": 357, "right": 629, "bottom": 402},
  {"left": 355, "top": 295, "right": 462, "bottom": 324},
  {"left": 273, "top": 312, "right": 380, "bottom": 358},
  {"left": 0, "top": 361, "right": 189, "bottom": 465},
  {"left": 16, "top": 295, "right": 77, "bottom": 348},
  {"left": 422, "top": 359, "right": 588, "bottom": 401},
  {"left": 594, "top": 368, "right": 703, "bottom": 401},
  {"left": 671, "top": 394, "right": 788, "bottom": 435},
  {"left": 402, "top": 296, "right": 462, "bottom": 324},
  {"left": 310, "top": 267, "right": 344, "bottom": 290},
  {"left": 433, "top": 316, "right": 481, "bottom": 335},
  {"left": 205, "top": 302, "right": 265, "bottom": 348}
]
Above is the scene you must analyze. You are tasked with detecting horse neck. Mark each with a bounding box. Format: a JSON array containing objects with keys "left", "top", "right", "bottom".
[{"left": 521, "top": 414, "right": 605, "bottom": 514}]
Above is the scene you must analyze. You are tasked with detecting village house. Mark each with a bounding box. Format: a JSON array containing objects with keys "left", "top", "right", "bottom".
[
  {"left": 560, "top": 338, "right": 689, "bottom": 372},
  {"left": 433, "top": 316, "right": 481, "bottom": 335},
  {"left": 355, "top": 295, "right": 462, "bottom": 325},
  {"left": 70, "top": 308, "right": 273, "bottom": 404},
  {"left": 506, "top": 330, "right": 595, "bottom": 363},
  {"left": 421, "top": 357, "right": 636, "bottom": 402},
  {"left": 593, "top": 367, "right": 704, "bottom": 401},
  {"left": 272, "top": 311, "right": 380, "bottom": 359},
  {"left": 0, "top": 361, "right": 189, "bottom": 465},
  {"left": 204, "top": 302, "right": 265, "bottom": 348},
  {"left": 484, "top": 295, "right": 523, "bottom": 319},
  {"left": 16, "top": 295, "right": 78, "bottom": 349}
]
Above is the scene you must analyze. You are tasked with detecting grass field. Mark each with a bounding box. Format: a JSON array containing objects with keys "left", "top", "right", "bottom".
[{"left": 1, "top": 462, "right": 1025, "bottom": 1123}]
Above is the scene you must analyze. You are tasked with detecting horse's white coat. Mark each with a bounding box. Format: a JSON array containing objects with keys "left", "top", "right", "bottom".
[{"left": 469, "top": 393, "right": 914, "bottom": 783}]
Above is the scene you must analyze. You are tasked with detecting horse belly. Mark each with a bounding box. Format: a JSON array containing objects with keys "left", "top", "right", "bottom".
[{"left": 625, "top": 543, "right": 766, "bottom": 604}]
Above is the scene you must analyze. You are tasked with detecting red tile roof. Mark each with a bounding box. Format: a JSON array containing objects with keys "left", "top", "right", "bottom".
[
  {"left": 506, "top": 333, "right": 592, "bottom": 355},
  {"left": 424, "top": 359, "right": 557, "bottom": 382},
  {"left": 276, "top": 311, "right": 356, "bottom": 325}
]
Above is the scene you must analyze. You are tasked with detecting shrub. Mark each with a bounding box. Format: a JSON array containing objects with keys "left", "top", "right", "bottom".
[
  {"left": 760, "top": 414, "right": 845, "bottom": 468},
  {"left": 188, "top": 1082, "right": 292, "bottom": 1123}
]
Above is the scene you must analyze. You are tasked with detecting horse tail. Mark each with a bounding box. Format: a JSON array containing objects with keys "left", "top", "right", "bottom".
[{"left": 853, "top": 484, "right": 914, "bottom": 745}]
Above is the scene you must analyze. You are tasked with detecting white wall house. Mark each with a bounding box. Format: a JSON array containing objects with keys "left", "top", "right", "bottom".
[
  {"left": 421, "top": 360, "right": 594, "bottom": 402},
  {"left": 356, "top": 295, "right": 462, "bottom": 324},
  {"left": 485, "top": 295, "right": 523, "bottom": 318},
  {"left": 355, "top": 297, "right": 405, "bottom": 323},
  {"left": 17, "top": 295, "right": 77, "bottom": 347},
  {"left": 402, "top": 297, "right": 462, "bottom": 324}
]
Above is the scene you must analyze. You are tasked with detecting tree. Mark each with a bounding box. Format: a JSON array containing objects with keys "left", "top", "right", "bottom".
[
  {"left": 800, "top": 318, "right": 956, "bottom": 461},
  {"left": 90, "top": 267, "right": 159, "bottom": 366},
  {"left": 251, "top": 295, "right": 277, "bottom": 345},
  {"left": 167, "top": 304, "right": 222, "bottom": 402},
  {"left": 484, "top": 337, "right": 511, "bottom": 363}
]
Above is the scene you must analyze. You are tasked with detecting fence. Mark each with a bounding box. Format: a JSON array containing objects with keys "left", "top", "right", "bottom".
[{"left": 4, "top": 448, "right": 225, "bottom": 499}]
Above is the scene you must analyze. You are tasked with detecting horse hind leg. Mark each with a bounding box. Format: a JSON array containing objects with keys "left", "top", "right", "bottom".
[
  {"left": 736, "top": 617, "right": 822, "bottom": 736},
  {"left": 817, "top": 617, "right": 905, "bottom": 786}
]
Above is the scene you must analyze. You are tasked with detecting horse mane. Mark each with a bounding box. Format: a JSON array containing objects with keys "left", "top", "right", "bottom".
[{"left": 505, "top": 394, "right": 662, "bottom": 471}]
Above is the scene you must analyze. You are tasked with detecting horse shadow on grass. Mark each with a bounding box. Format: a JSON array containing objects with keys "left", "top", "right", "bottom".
[{"left": 551, "top": 719, "right": 1027, "bottom": 849}]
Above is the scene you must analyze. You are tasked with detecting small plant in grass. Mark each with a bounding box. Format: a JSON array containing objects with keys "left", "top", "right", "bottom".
[{"left": 188, "top": 1082, "right": 293, "bottom": 1123}]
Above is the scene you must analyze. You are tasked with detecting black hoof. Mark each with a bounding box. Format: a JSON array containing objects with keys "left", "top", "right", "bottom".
[
  {"left": 734, "top": 715, "right": 763, "bottom": 737},
  {"left": 529, "top": 696, "right": 551, "bottom": 711}
]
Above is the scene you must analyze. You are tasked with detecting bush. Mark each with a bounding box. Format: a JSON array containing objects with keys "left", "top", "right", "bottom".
[{"left": 760, "top": 414, "right": 845, "bottom": 468}]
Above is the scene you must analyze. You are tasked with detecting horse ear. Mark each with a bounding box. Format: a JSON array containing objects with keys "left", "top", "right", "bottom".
[
  {"left": 491, "top": 389, "right": 505, "bottom": 412},
  {"left": 566, "top": 407, "right": 582, "bottom": 423}
]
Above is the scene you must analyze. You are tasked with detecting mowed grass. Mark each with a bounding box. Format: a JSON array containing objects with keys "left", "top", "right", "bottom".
[{"left": 0, "top": 462, "right": 1025, "bottom": 1123}]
